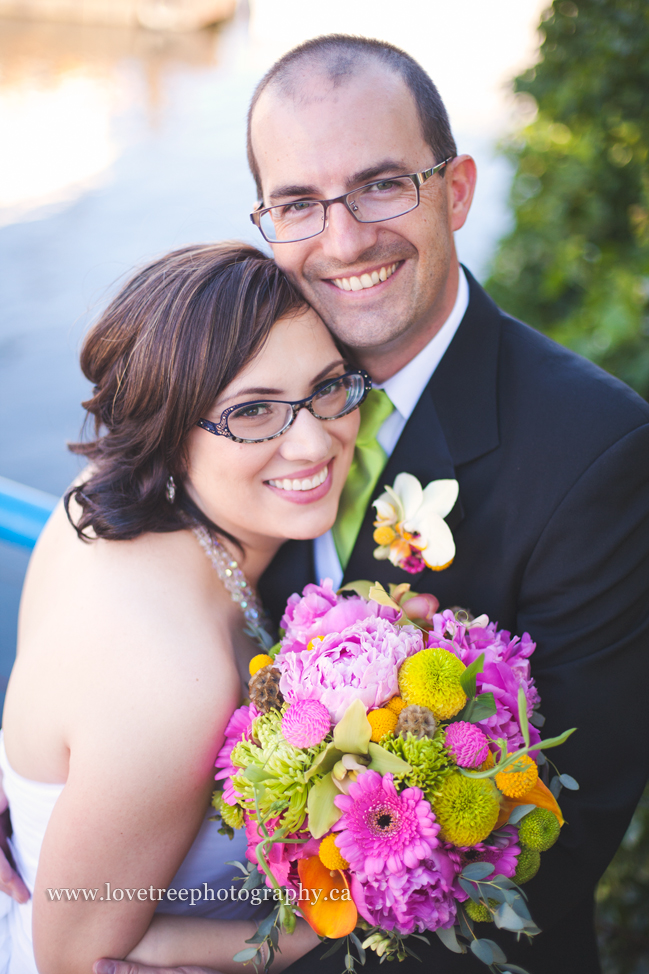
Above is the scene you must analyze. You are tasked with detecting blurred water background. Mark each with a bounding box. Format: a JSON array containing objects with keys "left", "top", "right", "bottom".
[{"left": 0, "top": 0, "right": 546, "bottom": 696}]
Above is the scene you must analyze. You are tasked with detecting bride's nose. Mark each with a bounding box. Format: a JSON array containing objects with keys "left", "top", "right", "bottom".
[{"left": 278, "top": 406, "right": 333, "bottom": 462}]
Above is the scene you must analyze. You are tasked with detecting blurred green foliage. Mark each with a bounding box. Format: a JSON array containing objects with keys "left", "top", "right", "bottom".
[
  {"left": 485, "top": 0, "right": 649, "bottom": 399},
  {"left": 486, "top": 1, "right": 649, "bottom": 970}
]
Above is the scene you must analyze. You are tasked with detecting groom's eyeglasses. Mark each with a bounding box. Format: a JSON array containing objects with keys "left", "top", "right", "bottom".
[
  {"left": 250, "top": 158, "right": 453, "bottom": 244},
  {"left": 197, "top": 369, "right": 371, "bottom": 444}
]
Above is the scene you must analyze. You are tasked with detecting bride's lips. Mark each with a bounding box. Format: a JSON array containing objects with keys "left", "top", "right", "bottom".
[{"left": 264, "top": 460, "right": 333, "bottom": 505}]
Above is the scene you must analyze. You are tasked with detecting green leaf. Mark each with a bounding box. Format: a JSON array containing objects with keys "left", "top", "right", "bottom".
[
  {"left": 333, "top": 698, "right": 371, "bottom": 755},
  {"left": 507, "top": 803, "right": 537, "bottom": 826},
  {"left": 436, "top": 926, "right": 464, "bottom": 953},
  {"left": 367, "top": 741, "right": 412, "bottom": 775},
  {"left": 454, "top": 692, "right": 497, "bottom": 724},
  {"left": 462, "top": 862, "right": 495, "bottom": 880},
  {"left": 244, "top": 766, "right": 274, "bottom": 783},
  {"left": 470, "top": 939, "right": 494, "bottom": 964},
  {"left": 530, "top": 727, "right": 577, "bottom": 751},
  {"left": 242, "top": 866, "right": 265, "bottom": 890},
  {"left": 459, "top": 653, "right": 484, "bottom": 700},
  {"left": 480, "top": 939, "right": 507, "bottom": 964},
  {"left": 319, "top": 939, "right": 346, "bottom": 960},
  {"left": 459, "top": 878, "right": 482, "bottom": 903},
  {"left": 233, "top": 947, "right": 260, "bottom": 962},
  {"left": 518, "top": 685, "right": 531, "bottom": 749},
  {"left": 306, "top": 771, "right": 342, "bottom": 839},
  {"left": 559, "top": 773, "right": 580, "bottom": 790},
  {"left": 338, "top": 580, "right": 373, "bottom": 600},
  {"left": 349, "top": 931, "right": 366, "bottom": 964}
]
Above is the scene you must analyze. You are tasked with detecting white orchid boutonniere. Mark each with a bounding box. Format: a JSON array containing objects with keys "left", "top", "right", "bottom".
[{"left": 372, "top": 472, "right": 459, "bottom": 573}]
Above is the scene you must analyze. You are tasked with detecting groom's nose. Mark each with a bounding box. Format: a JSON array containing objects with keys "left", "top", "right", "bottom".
[{"left": 278, "top": 407, "right": 332, "bottom": 462}]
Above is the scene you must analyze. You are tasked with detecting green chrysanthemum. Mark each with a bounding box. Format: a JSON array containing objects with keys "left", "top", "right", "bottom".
[
  {"left": 220, "top": 801, "right": 244, "bottom": 830},
  {"left": 380, "top": 727, "right": 453, "bottom": 799},
  {"left": 398, "top": 648, "right": 467, "bottom": 720},
  {"left": 518, "top": 807, "right": 561, "bottom": 852},
  {"left": 231, "top": 706, "right": 327, "bottom": 834},
  {"left": 432, "top": 771, "right": 500, "bottom": 846},
  {"left": 464, "top": 899, "right": 496, "bottom": 923},
  {"left": 514, "top": 845, "right": 541, "bottom": 884}
]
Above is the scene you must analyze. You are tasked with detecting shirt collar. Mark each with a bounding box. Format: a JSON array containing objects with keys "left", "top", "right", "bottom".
[{"left": 377, "top": 265, "right": 469, "bottom": 421}]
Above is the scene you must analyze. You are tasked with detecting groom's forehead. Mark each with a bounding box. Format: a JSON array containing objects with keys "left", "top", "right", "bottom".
[{"left": 250, "top": 66, "right": 423, "bottom": 197}]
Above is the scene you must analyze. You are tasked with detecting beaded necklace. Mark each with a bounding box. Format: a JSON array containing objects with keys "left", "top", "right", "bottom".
[{"left": 191, "top": 522, "right": 276, "bottom": 652}]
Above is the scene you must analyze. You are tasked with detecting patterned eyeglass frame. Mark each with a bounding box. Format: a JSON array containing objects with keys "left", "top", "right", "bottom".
[
  {"left": 196, "top": 369, "right": 372, "bottom": 444},
  {"left": 250, "top": 157, "right": 454, "bottom": 243}
]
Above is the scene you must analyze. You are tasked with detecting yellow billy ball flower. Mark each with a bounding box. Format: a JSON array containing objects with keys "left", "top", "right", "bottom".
[
  {"left": 495, "top": 754, "right": 538, "bottom": 798},
  {"left": 385, "top": 696, "right": 408, "bottom": 716},
  {"left": 367, "top": 708, "right": 399, "bottom": 742},
  {"left": 319, "top": 834, "right": 349, "bottom": 871},
  {"left": 433, "top": 772, "right": 501, "bottom": 846},
  {"left": 373, "top": 525, "right": 397, "bottom": 546},
  {"left": 398, "top": 647, "right": 467, "bottom": 720},
  {"left": 249, "top": 654, "right": 274, "bottom": 677}
]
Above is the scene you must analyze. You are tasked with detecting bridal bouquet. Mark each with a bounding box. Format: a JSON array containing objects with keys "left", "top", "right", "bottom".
[{"left": 213, "top": 580, "right": 577, "bottom": 974}]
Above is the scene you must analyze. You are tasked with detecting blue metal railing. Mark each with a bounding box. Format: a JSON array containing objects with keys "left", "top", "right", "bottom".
[{"left": 0, "top": 476, "right": 59, "bottom": 549}]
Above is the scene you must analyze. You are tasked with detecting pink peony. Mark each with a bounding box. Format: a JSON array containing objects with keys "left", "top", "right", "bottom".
[
  {"left": 350, "top": 846, "right": 461, "bottom": 934},
  {"left": 454, "top": 826, "right": 521, "bottom": 879},
  {"left": 280, "top": 579, "right": 400, "bottom": 655},
  {"left": 281, "top": 699, "right": 331, "bottom": 748},
  {"left": 444, "top": 721, "right": 490, "bottom": 768},
  {"left": 427, "top": 612, "right": 541, "bottom": 753},
  {"left": 277, "top": 616, "right": 423, "bottom": 722},
  {"left": 333, "top": 771, "right": 439, "bottom": 878},
  {"left": 214, "top": 702, "right": 259, "bottom": 806}
]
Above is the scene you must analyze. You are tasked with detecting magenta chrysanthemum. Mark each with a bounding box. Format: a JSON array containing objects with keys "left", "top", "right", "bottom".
[
  {"left": 214, "top": 702, "right": 259, "bottom": 805},
  {"left": 281, "top": 699, "right": 331, "bottom": 748},
  {"left": 277, "top": 616, "right": 423, "bottom": 723},
  {"left": 455, "top": 826, "right": 521, "bottom": 879},
  {"left": 445, "top": 721, "right": 489, "bottom": 768},
  {"left": 333, "top": 771, "right": 439, "bottom": 878},
  {"left": 350, "top": 846, "right": 461, "bottom": 934}
]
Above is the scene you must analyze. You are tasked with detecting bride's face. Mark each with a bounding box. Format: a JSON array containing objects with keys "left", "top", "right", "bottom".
[{"left": 184, "top": 307, "right": 360, "bottom": 556}]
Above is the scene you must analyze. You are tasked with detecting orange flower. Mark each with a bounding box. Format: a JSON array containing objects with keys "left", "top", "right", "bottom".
[
  {"left": 297, "top": 857, "right": 357, "bottom": 938},
  {"left": 496, "top": 777, "right": 565, "bottom": 829}
]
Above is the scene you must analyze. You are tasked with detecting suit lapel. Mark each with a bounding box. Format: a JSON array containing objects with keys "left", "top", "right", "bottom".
[
  {"left": 258, "top": 538, "right": 315, "bottom": 628},
  {"left": 343, "top": 270, "right": 502, "bottom": 586}
]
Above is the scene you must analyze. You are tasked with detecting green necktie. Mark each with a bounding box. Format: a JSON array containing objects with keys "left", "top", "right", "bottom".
[{"left": 332, "top": 388, "right": 395, "bottom": 569}]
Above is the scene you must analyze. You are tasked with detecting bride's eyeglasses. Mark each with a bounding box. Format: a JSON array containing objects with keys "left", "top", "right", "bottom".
[{"left": 197, "top": 369, "right": 371, "bottom": 444}]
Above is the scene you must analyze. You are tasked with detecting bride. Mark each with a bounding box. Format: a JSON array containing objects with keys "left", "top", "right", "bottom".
[{"left": 0, "top": 242, "right": 367, "bottom": 973}]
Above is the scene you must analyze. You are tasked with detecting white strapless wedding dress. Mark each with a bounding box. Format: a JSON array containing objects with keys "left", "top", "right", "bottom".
[{"left": 0, "top": 733, "right": 264, "bottom": 973}]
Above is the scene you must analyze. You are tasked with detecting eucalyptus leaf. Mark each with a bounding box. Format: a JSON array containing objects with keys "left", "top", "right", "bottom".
[
  {"left": 256, "top": 909, "right": 280, "bottom": 939},
  {"left": 349, "top": 932, "right": 366, "bottom": 964},
  {"left": 529, "top": 710, "right": 545, "bottom": 728},
  {"left": 458, "top": 907, "right": 473, "bottom": 940},
  {"left": 459, "top": 653, "right": 485, "bottom": 700},
  {"left": 462, "top": 862, "right": 495, "bottom": 880},
  {"left": 436, "top": 926, "right": 464, "bottom": 953},
  {"left": 319, "top": 939, "right": 346, "bottom": 960},
  {"left": 550, "top": 775, "right": 563, "bottom": 798},
  {"left": 501, "top": 966, "right": 533, "bottom": 974},
  {"left": 494, "top": 903, "right": 526, "bottom": 931},
  {"left": 518, "top": 685, "right": 531, "bottom": 749},
  {"left": 225, "top": 860, "right": 250, "bottom": 876},
  {"left": 233, "top": 947, "right": 260, "bottom": 962},
  {"left": 367, "top": 741, "right": 412, "bottom": 775},
  {"left": 510, "top": 895, "right": 532, "bottom": 920},
  {"left": 559, "top": 773, "right": 580, "bottom": 790},
  {"left": 459, "top": 878, "right": 482, "bottom": 903},
  {"left": 480, "top": 939, "right": 507, "bottom": 964},
  {"left": 242, "top": 867, "right": 265, "bottom": 890},
  {"left": 507, "top": 803, "right": 537, "bottom": 826},
  {"left": 470, "top": 939, "right": 494, "bottom": 964}
]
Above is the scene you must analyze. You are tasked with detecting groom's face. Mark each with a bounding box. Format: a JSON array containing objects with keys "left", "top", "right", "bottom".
[{"left": 250, "top": 64, "right": 470, "bottom": 378}]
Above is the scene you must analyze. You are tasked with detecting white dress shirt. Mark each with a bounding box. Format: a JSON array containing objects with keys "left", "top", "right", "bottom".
[{"left": 314, "top": 266, "right": 469, "bottom": 589}]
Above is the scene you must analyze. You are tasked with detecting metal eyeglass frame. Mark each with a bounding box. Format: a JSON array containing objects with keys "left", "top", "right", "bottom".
[
  {"left": 250, "top": 157, "right": 454, "bottom": 244},
  {"left": 196, "top": 369, "right": 372, "bottom": 444}
]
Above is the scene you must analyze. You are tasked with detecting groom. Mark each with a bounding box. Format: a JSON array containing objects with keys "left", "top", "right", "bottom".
[{"left": 10, "top": 34, "right": 649, "bottom": 974}]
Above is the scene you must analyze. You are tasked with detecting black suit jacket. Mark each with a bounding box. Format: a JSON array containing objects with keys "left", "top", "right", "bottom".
[{"left": 259, "top": 271, "right": 649, "bottom": 973}]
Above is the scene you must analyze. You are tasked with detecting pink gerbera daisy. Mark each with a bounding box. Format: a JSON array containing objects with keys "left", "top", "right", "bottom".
[{"left": 334, "top": 771, "right": 439, "bottom": 878}]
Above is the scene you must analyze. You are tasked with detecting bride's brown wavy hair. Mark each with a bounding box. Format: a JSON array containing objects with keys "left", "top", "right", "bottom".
[{"left": 66, "top": 242, "right": 307, "bottom": 541}]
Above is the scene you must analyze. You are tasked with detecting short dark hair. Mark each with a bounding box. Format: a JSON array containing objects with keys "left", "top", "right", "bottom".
[
  {"left": 66, "top": 242, "right": 307, "bottom": 541},
  {"left": 247, "top": 34, "right": 457, "bottom": 198}
]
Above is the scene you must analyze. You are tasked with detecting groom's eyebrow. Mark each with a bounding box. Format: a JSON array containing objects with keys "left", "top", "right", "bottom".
[
  {"left": 220, "top": 359, "right": 346, "bottom": 404},
  {"left": 268, "top": 160, "right": 410, "bottom": 201}
]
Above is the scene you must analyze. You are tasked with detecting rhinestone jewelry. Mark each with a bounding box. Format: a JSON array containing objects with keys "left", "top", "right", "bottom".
[{"left": 191, "top": 522, "right": 275, "bottom": 651}]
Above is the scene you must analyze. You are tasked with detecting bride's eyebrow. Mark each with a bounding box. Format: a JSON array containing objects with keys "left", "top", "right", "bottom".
[{"left": 221, "top": 359, "right": 347, "bottom": 405}]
